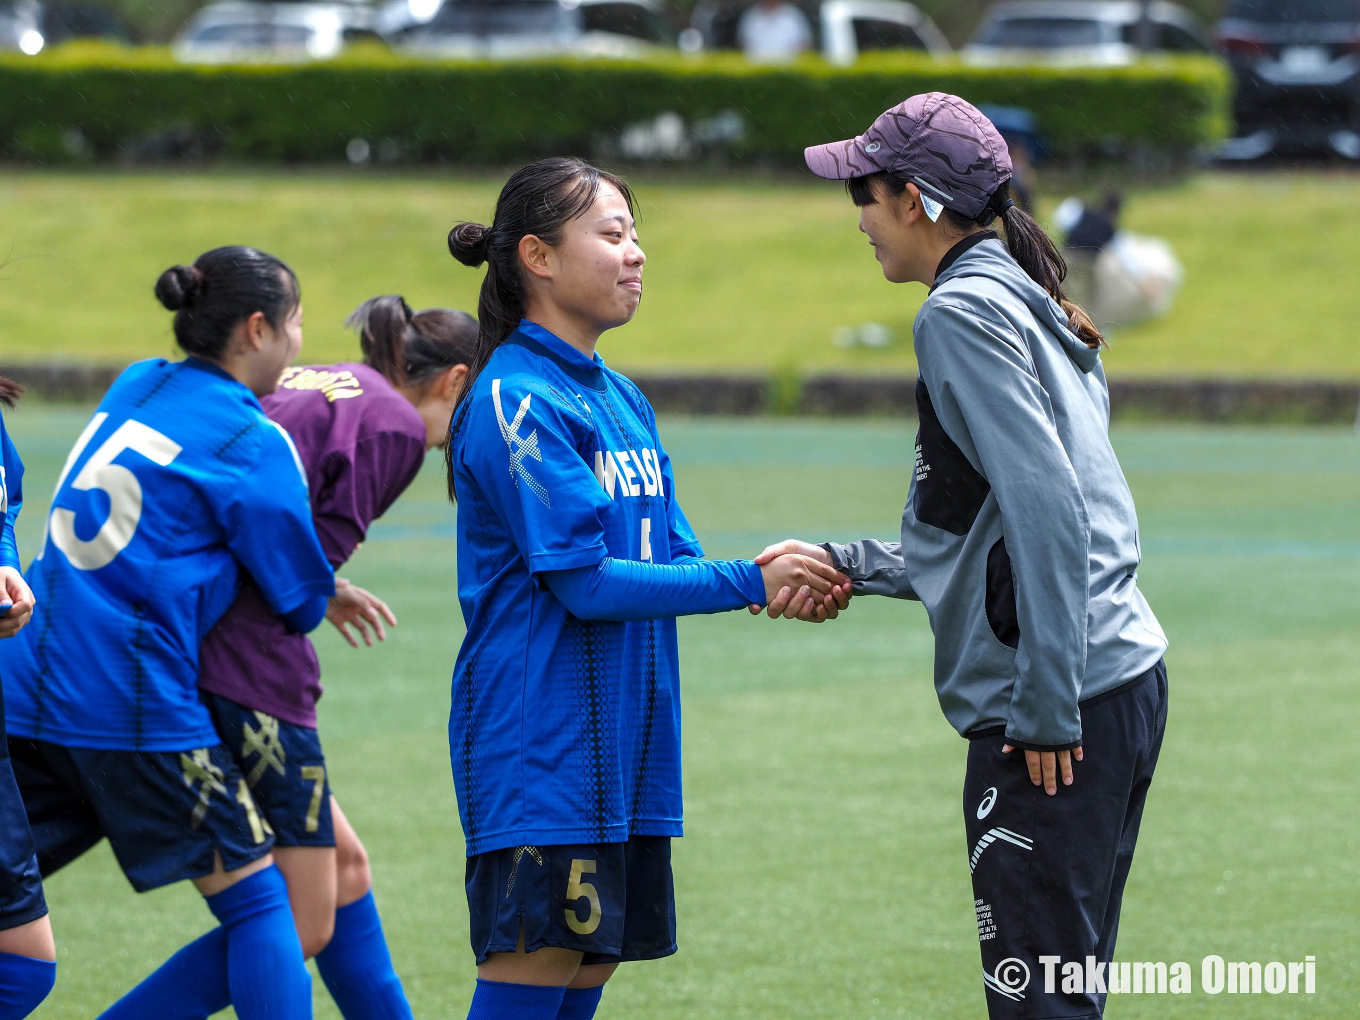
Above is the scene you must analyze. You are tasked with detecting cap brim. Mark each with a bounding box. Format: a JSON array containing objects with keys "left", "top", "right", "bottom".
[{"left": 804, "top": 138, "right": 882, "bottom": 180}]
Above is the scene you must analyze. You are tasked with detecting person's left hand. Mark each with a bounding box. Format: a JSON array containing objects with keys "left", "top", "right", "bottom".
[
  {"left": 0, "top": 566, "right": 35, "bottom": 639},
  {"left": 1002, "top": 743, "right": 1084, "bottom": 796},
  {"left": 326, "top": 576, "right": 397, "bottom": 648},
  {"left": 747, "top": 540, "right": 853, "bottom": 622}
]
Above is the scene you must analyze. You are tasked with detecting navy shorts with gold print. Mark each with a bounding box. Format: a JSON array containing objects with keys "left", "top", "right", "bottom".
[
  {"left": 7, "top": 736, "right": 275, "bottom": 893},
  {"left": 204, "top": 693, "right": 334, "bottom": 849},
  {"left": 466, "top": 836, "right": 677, "bottom": 965}
]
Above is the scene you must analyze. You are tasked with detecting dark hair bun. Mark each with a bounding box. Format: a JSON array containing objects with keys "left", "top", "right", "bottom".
[
  {"left": 155, "top": 264, "right": 204, "bottom": 311},
  {"left": 448, "top": 222, "right": 491, "bottom": 268}
]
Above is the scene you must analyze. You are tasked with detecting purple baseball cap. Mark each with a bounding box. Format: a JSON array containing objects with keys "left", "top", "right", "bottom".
[{"left": 805, "top": 93, "right": 1012, "bottom": 223}]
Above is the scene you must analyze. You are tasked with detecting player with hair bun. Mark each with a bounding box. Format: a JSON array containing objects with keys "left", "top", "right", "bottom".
[
  {"left": 0, "top": 377, "right": 56, "bottom": 1020},
  {"left": 1, "top": 245, "right": 335, "bottom": 1019},
  {"left": 184, "top": 294, "right": 477, "bottom": 1020},
  {"left": 444, "top": 157, "right": 852, "bottom": 1020}
]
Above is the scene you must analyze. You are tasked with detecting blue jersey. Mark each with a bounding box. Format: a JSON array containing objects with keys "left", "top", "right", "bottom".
[
  {"left": 450, "top": 322, "right": 705, "bottom": 856},
  {"left": 0, "top": 410, "right": 22, "bottom": 573},
  {"left": 1, "top": 358, "right": 335, "bottom": 752}
]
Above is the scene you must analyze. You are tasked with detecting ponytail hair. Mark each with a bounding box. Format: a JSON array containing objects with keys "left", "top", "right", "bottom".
[
  {"left": 346, "top": 295, "right": 477, "bottom": 389},
  {"left": 443, "top": 156, "right": 635, "bottom": 501},
  {"left": 848, "top": 171, "right": 1104, "bottom": 350},
  {"left": 994, "top": 203, "right": 1104, "bottom": 350},
  {"left": 0, "top": 376, "right": 21, "bottom": 409}
]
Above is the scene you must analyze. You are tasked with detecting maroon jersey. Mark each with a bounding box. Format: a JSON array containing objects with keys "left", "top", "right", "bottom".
[{"left": 199, "top": 363, "right": 426, "bottom": 726}]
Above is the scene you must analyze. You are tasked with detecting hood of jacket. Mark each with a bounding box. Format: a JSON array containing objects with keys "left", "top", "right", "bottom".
[{"left": 931, "top": 237, "right": 1100, "bottom": 375}]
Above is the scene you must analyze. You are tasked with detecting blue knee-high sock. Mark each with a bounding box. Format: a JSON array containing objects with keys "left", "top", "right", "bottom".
[
  {"left": 96, "top": 929, "right": 229, "bottom": 1020},
  {"left": 467, "top": 980, "right": 564, "bottom": 1020},
  {"left": 315, "top": 890, "right": 413, "bottom": 1020},
  {"left": 0, "top": 953, "right": 55, "bottom": 1020},
  {"left": 555, "top": 986, "right": 604, "bottom": 1020},
  {"left": 207, "top": 865, "right": 312, "bottom": 1020}
]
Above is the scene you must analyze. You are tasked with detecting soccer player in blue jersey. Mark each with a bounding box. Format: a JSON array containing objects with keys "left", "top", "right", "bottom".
[
  {"left": 0, "top": 377, "right": 57, "bottom": 1020},
  {"left": 445, "top": 158, "right": 851, "bottom": 1020},
  {"left": 133, "top": 296, "right": 473, "bottom": 1020},
  {"left": 0, "top": 247, "right": 337, "bottom": 1020}
]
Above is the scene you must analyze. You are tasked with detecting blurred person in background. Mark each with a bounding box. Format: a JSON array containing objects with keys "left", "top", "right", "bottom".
[
  {"left": 1061, "top": 189, "right": 1123, "bottom": 315},
  {"left": 737, "top": 0, "right": 811, "bottom": 62}
]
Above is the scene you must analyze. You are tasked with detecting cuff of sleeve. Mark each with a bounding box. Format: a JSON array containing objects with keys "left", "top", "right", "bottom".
[
  {"left": 527, "top": 544, "right": 610, "bottom": 575},
  {"left": 1003, "top": 734, "right": 1083, "bottom": 752},
  {"left": 737, "top": 560, "right": 766, "bottom": 605},
  {"left": 820, "top": 542, "right": 851, "bottom": 576}
]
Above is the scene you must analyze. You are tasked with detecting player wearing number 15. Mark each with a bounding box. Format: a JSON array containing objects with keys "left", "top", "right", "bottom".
[{"left": 0, "top": 247, "right": 336, "bottom": 1020}]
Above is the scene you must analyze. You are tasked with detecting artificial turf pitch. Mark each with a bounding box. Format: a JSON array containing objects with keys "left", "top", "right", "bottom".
[{"left": 6, "top": 408, "right": 1358, "bottom": 1019}]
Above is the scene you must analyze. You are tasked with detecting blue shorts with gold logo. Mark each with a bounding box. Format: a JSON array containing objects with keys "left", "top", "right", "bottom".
[
  {"left": 8, "top": 736, "right": 274, "bottom": 892},
  {"left": 204, "top": 693, "right": 334, "bottom": 849},
  {"left": 465, "top": 836, "right": 676, "bottom": 966}
]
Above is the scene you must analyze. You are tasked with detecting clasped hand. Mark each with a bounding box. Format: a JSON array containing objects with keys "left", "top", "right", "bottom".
[{"left": 749, "top": 540, "right": 853, "bottom": 623}]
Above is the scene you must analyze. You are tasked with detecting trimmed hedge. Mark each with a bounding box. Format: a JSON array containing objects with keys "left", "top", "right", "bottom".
[{"left": 0, "top": 44, "right": 1231, "bottom": 164}]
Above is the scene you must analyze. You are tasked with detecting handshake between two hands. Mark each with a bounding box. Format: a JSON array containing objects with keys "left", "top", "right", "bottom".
[{"left": 747, "top": 540, "right": 853, "bottom": 624}]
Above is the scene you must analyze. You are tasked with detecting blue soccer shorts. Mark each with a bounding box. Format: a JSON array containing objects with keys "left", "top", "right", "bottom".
[
  {"left": 204, "top": 693, "right": 334, "bottom": 849},
  {"left": 8, "top": 736, "right": 275, "bottom": 892},
  {"left": 466, "top": 836, "right": 677, "bottom": 965},
  {"left": 0, "top": 717, "right": 46, "bottom": 929}
]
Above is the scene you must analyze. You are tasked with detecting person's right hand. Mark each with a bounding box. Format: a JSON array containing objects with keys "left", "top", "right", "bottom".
[
  {"left": 326, "top": 576, "right": 397, "bottom": 648},
  {"left": 755, "top": 550, "right": 848, "bottom": 621},
  {"left": 749, "top": 540, "right": 853, "bottom": 622},
  {"left": 0, "top": 566, "right": 36, "bottom": 639}
]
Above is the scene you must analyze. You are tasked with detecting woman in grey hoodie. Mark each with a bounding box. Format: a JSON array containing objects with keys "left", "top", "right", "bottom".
[{"left": 763, "top": 94, "right": 1169, "bottom": 1019}]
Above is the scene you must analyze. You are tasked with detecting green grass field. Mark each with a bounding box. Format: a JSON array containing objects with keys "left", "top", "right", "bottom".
[
  {"left": 2, "top": 170, "right": 1359, "bottom": 379},
  {"left": 3, "top": 406, "right": 1357, "bottom": 1018}
]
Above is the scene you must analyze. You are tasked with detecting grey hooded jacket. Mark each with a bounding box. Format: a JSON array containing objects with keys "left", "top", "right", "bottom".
[{"left": 826, "top": 235, "right": 1167, "bottom": 750}]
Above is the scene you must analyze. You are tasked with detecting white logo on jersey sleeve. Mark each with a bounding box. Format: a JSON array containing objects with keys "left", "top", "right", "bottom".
[{"left": 493, "top": 379, "right": 550, "bottom": 508}]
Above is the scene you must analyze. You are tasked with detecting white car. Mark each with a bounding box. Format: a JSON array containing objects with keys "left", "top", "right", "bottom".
[
  {"left": 963, "top": 0, "right": 1209, "bottom": 67},
  {"left": 383, "top": 0, "right": 675, "bottom": 59},
  {"left": 820, "top": 0, "right": 951, "bottom": 64},
  {"left": 173, "top": 1, "right": 380, "bottom": 63},
  {"left": 692, "top": 0, "right": 949, "bottom": 62}
]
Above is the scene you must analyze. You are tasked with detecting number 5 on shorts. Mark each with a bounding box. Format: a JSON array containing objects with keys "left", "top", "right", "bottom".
[{"left": 565, "top": 858, "right": 601, "bottom": 935}]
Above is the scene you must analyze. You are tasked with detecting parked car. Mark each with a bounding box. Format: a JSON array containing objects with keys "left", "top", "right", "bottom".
[
  {"left": 692, "top": 0, "right": 950, "bottom": 62},
  {"left": 382, "top": 0, "right": 674, "bottom": 59},
  {"left": 963, "top": 1, "right": 1210, "bottom": 66},
  {"left": 819, "top": 1, "right": 950, "bottom": 63},
  {"left": 1214, "top": 0, "right": 1360, "bottom": 158},
  {"left": 0, "top": 0, "right": 45, "bottom": 54},
  {"left": 174, "top": 1, "right": 382, "bottom": 63},
  {"left": 41, "top": 4, "right": 136, "bottom": 46}
]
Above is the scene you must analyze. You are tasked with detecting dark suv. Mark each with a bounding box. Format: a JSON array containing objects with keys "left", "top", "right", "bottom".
[{"left": 1215, "top": 0, "right": 1360, "bottom": 157}]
